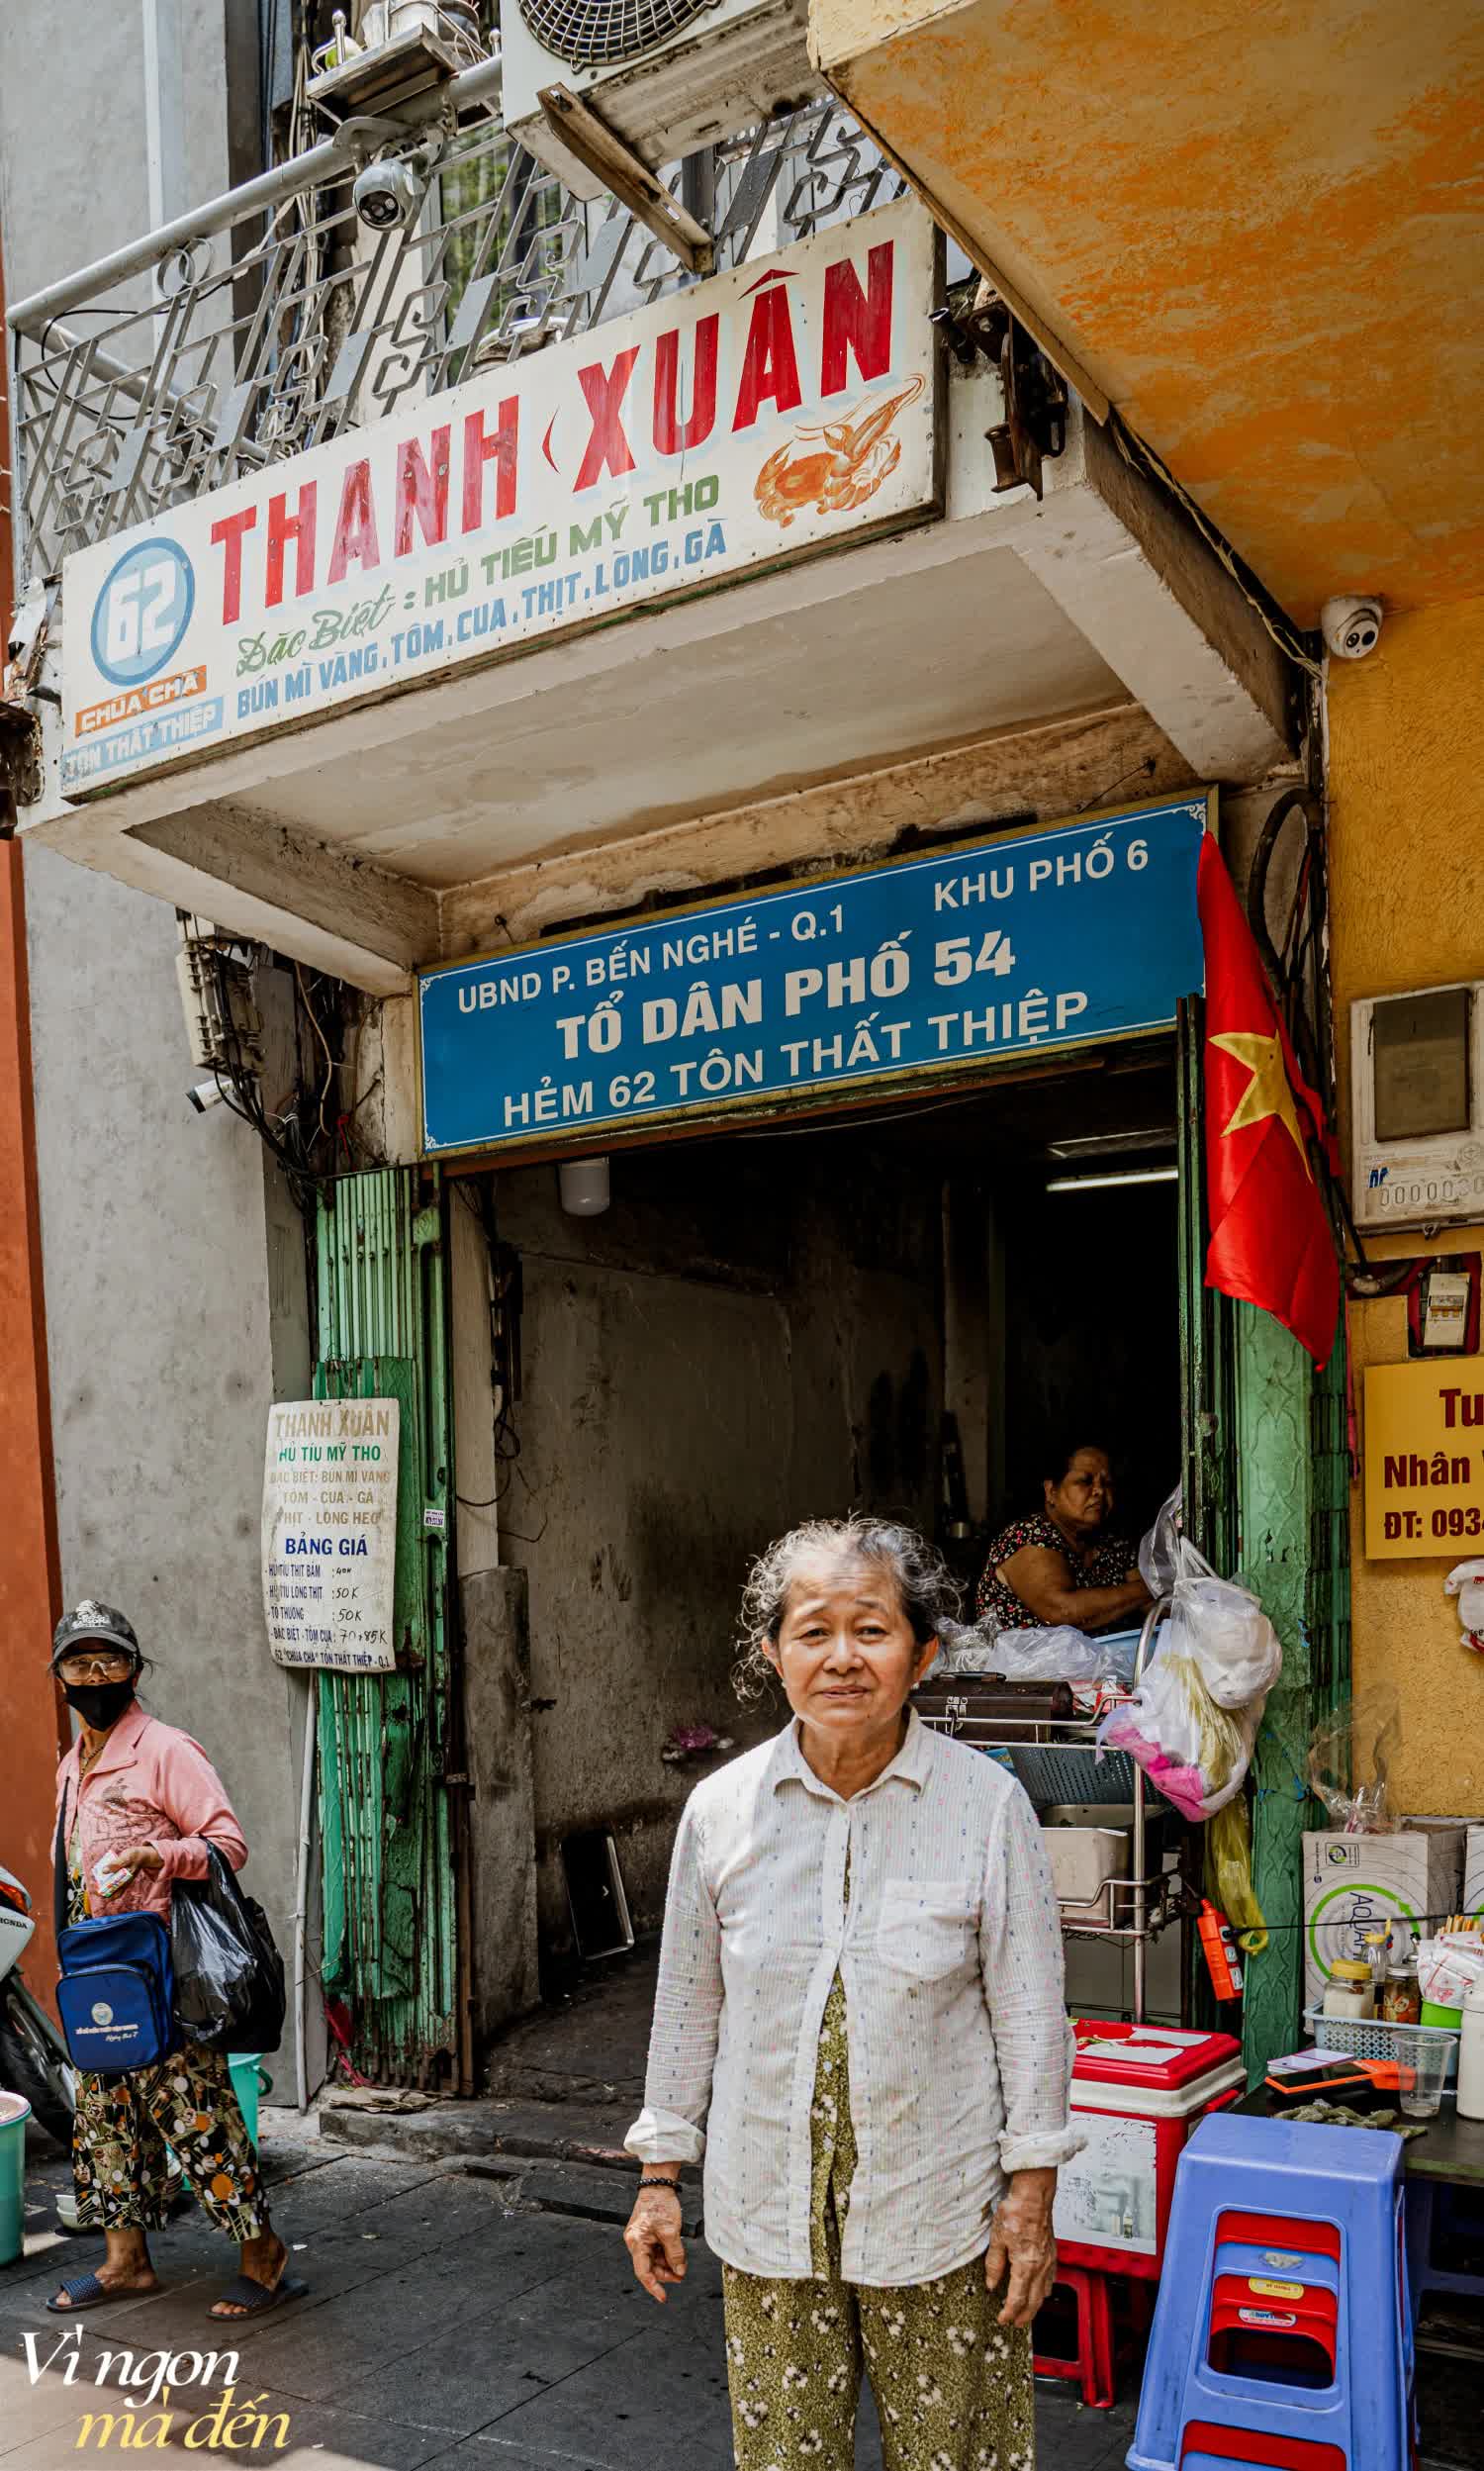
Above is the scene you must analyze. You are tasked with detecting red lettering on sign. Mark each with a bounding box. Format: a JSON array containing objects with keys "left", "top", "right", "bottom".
[
  {"left": 575, "top": 348, "right": 640, "bottom": 490},
  {"left": 732, "top": 278, "right": 802, "bottom": 431},
  {"left": 653, "top": 318, "right": 718, "bottom": 455},
  {"left": 266, "top": 481, "right": 318, "bottom": 608},
  {"left": 821, "top": 241, "right": 894, "bottom": 395},
  {"left": 326, "top": 459, "right": 381, "bottom": 585},
  {"left": 461, "top": 400, "right": 519, "bottom": 531},
  {"left": 210, "top": 506, "right": 257, "bottom": 624},
  {"left": 396, "top": 426, "right": 451, "bottom": 557}
]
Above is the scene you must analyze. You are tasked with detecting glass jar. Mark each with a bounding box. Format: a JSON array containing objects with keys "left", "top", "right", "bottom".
[
  {"left": 1382, "top": 1965, "right": 1422, "bottom": 2027},
  {"left": 1324, "top": 1959, "right": 1375, "bottom": 2020}
]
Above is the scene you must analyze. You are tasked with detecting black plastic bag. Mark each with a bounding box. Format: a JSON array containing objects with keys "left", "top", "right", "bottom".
[{"left": 171, "top": 1845, "right": 286, "bottom": 2054}]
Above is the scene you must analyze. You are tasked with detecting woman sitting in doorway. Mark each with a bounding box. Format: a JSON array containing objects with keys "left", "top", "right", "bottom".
[{"left": 976, "top": 1439, "right": 1151, "bottom": 1636}]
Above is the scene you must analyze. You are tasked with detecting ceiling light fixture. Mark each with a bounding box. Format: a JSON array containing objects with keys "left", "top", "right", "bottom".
[
  {"left": 1046, "top": 1127, "right": 1174, "bottom": 1160},
  {"left": 1046, "top": 1166, "right": 1179, "bottom": 1193}
]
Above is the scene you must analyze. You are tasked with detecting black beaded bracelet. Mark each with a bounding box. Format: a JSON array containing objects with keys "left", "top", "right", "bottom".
[{"left": 637, "top": 2175, "right": 682, "bottom": 2193}]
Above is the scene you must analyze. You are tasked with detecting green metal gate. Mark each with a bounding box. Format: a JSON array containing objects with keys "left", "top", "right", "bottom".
[
  {"left": 1177, "top": 995, "right": 1352, "bottom": 2074},
  {"left": 313, "top": 1168, "right": 463, "bottom": 2086}
]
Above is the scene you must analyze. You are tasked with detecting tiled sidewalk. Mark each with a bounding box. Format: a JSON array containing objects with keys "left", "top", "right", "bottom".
[{"left": 0, "top": 2120, "right": 1136, "bottom": 2469}]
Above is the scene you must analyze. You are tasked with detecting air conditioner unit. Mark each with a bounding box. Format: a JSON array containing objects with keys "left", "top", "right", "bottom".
[{"left": 499, "top": 0, "right": 817, "bottom": 199}]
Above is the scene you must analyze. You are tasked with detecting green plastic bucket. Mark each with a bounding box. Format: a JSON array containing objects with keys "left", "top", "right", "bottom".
[
  {"left": 227, "top": 2054, "right": 269, "bottom": 2150},
  {"left": 1422, "top": 1999, "right": 1463, "bottom": 2031},
  {"left": 0, "top": 2090, "right": 31, "bottom": 2265}
]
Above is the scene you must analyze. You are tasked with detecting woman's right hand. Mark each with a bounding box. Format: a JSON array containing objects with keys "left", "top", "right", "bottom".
[{"left": 623, "top": 2183, "right": 687, "bottom": 2304}]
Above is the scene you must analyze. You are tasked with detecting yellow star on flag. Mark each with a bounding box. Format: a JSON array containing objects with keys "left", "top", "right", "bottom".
[{"left": 1210, "top": 1030, "right": 1313, "bottom": 1179}]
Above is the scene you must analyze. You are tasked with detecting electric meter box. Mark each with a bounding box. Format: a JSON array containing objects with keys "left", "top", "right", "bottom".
[{"left": 1351, "top": 981, "right": 1484, "bottom": 1231}]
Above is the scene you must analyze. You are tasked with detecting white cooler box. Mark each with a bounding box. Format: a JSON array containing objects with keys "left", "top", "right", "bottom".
[{"left": 1053, "top": 2022, "right": 1246, "bottom": 2283}]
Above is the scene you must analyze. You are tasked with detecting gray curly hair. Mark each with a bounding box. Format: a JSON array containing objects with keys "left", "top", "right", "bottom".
[{"left": 733, "top": 1515, "right": 960, "bottom": 1704}]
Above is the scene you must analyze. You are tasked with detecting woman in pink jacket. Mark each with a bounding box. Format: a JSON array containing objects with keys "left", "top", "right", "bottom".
[{"left": 46, "top": 1600, "right": 304, "bottom": 2323}]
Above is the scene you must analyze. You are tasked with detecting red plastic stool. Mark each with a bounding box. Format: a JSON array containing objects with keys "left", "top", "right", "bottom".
[{"left": 1034, "top": 2263, "right": 1116, "bottom": 2409}]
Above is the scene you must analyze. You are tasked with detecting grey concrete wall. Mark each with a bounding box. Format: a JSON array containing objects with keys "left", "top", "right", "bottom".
[
  {"left": 0, "top": 3, "right": 234, "bottom": 289},
  {"left": 22, "top": 852, "right": 314, "bottom": 2084},
  {"left": 461, "top": 1566, "right": 541, "bottom": 2043},
  {"left": 3, "top": 11, "right": 317, "bottom": 2089},
  {"left": 484, "top": 1136, "right": 942, "bottom": 1970}
]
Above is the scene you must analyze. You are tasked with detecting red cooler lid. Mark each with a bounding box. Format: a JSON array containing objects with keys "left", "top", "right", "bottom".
[{"left": 1070, "top": 2019, "right": 1244, "bottom": 2090}]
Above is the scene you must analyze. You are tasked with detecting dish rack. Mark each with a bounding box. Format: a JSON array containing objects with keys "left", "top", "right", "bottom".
[
  {"left": 914, "top": 1595, "right": 1179, "bottom": 2020},
  {"left": 1305, "top": 2006, "right": 1461, "bottom": 2082}
]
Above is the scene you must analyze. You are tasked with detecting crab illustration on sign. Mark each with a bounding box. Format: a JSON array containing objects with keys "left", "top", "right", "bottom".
[{"left": 754, "top": 374, "right": 927, "bottom": 527}]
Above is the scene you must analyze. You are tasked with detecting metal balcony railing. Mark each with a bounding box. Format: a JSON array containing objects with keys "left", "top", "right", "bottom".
[{"left": 6, "top": 84, "right": 907, "bottom": 585}]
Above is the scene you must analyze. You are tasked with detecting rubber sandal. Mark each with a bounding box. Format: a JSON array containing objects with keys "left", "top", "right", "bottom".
[
  {"left": 208, "top": 2273, "right": 309, "bottom": 2321},
  {"left": 47, "top": 2272, "right": 149, "bottom": 2314}
]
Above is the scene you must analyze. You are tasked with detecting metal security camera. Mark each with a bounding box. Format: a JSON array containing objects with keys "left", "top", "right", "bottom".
[
  {"left": 353, "top": 153, "right": 429, "bottom": 232},
  {"left": 1321, "top": 595, "right": 1384, "bottom": 661},
  {"left": 187, "top": 1078, "right": 225, "bottom": 1113}
]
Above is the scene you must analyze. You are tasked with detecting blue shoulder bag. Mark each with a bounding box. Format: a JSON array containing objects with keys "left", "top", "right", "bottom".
[{"left": 52, "top": 1789, "right": 178, "bottom": 2074}]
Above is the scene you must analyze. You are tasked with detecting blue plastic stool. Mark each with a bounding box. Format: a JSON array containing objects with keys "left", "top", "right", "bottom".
[{"left": 1127, "top": 2111, "right": 1414, "bottom": 2471}]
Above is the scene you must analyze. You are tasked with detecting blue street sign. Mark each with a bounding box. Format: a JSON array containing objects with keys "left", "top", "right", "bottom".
[{"left": 418, "top": 794, "right": 1209, "bottom": 1157}]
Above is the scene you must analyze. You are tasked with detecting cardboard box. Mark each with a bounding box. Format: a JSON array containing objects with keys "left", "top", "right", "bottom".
[
  {"left": 1303, "top": 1826, "right": 1465, "bottom": 2009},
  {"left": 1466, "top": 1824, "right": 1484, "bottom": 1925}
]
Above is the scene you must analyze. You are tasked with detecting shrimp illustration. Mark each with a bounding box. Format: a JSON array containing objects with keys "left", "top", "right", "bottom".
[{"left": 754, "top": 374, "right": 927, "bottom": 527}]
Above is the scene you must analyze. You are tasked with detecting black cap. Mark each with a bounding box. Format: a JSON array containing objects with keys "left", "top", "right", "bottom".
[{"left": 50, "top": 1600, "right": 140, "bottom": 1671}]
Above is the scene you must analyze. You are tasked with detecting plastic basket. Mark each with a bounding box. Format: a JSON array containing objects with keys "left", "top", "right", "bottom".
[
  {"left": 1304, "top": 2005, "right": 1460, "bottom": 2083},
  {"left": 1011, "top": 1744, "right": 1137, "bottom": 1805}
]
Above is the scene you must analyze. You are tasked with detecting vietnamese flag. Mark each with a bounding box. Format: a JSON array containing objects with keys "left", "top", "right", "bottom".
[{"left": 1197, "top": 837, "right": 1340, "bottom": 1365}]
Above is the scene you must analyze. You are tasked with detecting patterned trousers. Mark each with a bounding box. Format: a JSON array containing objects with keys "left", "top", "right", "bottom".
[
  {"left": 721, "top": 1974, "right": 1036, "bottom": 2471},
  {"left": 72, "top": 2042, "right": 266, "bottom": 2239}
]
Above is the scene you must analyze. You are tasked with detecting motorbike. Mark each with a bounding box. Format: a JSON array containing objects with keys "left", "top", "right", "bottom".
[{"left": 0, "top": 1857, "right": 76, "bottom": 2147}]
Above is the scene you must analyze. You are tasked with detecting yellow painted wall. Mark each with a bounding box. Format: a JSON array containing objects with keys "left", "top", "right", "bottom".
[{"left": 1329, "top": 597, "right": 1484, "bottom": 1815}]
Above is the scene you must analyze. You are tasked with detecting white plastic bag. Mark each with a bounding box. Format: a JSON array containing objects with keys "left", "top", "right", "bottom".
[
  {"left": 1444, "top": 1558, "right": 1484, "bottom": 1652},
  {"left": 1418, "top": 1933, "right": 1484, "bottom": 2010},
  {"left": 1096, "top": 1544, "right": 1279, "bottom": 1820},
  {"left": 1165, "top": 1538, "right": 1282, "bottom": 1707},
  {"left": 992, "top": 1625, "right": 1120, "bottom": 1686},
  {"left": 1098, "top": 1645, "right": 1260, "bottom": 1820},
  {"left": 1139, "top": 1483, "right": 1184, "bottom": 1596}
]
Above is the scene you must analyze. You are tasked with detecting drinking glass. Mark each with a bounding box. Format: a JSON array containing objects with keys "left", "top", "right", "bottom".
[{"left": 1393, "top": 2029, "right": 1448, "bottom": 2119}]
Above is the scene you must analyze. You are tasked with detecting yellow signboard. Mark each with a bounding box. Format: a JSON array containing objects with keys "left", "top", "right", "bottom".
[{"left": 1364, "top": 1360, "right": 1484, "bottom": 1558}]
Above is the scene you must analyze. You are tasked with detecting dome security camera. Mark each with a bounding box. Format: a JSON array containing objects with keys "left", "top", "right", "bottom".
[
  {"left": 1320, "top": 595, "right": 1384, "bottom": 661},
  {"left": 353, "top": 153, "right": 429, "bottom": 232}
]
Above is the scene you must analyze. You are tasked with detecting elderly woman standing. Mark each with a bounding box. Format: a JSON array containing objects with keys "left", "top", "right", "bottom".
[{"left": 623, "top": 1517, "right": 1081, "bottom": 2471}]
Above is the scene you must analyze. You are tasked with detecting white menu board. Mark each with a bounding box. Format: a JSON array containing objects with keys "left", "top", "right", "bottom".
[{"left": 261, "top": 1397, "right": 400, "bottom": 1671}]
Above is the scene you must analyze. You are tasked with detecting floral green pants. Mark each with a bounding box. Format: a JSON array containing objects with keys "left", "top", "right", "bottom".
[
  {"left": 721, "top": 1975, "right": 1036, "bottom": 2471},
  {"left": 72, "top": 2043, "right": 265, "bottom": 2239}
]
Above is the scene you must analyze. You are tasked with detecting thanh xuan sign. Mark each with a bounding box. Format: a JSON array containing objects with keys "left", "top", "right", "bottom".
[
  {"left": 417, "top": 795, "right": 1211, "bottom": 1159},
  {"left": 59, "top": 199, "right": 939, "bottom": 794}
]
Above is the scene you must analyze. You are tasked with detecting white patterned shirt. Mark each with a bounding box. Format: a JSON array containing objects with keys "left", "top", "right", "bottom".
[{"left": 625, "top": 1711, "right": 1084, "bottom": 2287}]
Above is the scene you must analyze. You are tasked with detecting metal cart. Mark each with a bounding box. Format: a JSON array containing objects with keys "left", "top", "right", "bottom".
[{"left": 915, "top": 1593, "right": 1180, "bottom": 2022}]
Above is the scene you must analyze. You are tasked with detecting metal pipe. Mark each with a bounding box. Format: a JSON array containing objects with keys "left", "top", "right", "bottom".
[
  {"left": 293, "top": 1674, "right": 318, "bottom": 2113},
  {"left": 1130, "top": 1593, "right": 1170, "bottom": 2026},
  {"left": 7, "top": 52, "right": 505, "bottom": 337}
]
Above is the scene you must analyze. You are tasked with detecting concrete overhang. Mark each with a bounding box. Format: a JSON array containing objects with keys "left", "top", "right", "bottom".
[
  {"left": 811, "top": 0, "right": 1484, "bottom": 625},
  {"left": 20, "top": 376, "right": 1292, "bottom": 994}
]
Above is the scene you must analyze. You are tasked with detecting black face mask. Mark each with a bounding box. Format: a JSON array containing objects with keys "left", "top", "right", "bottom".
[{"left": 62, "top": 1677, "right": 137, "bottom": 1730}]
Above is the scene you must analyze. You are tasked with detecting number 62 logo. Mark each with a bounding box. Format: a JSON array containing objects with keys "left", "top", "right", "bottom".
[{"left": 90, "top": 538, "right": 195, "bottom": 687}]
